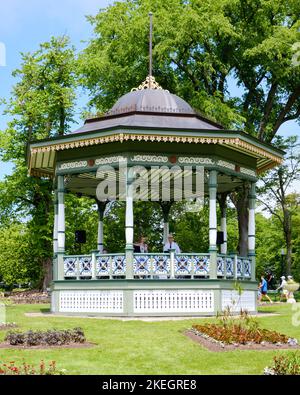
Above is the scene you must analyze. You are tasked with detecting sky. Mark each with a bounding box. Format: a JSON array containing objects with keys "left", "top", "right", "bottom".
[{"left": 0, "top": 0, "right": 299, "bottom": 183}]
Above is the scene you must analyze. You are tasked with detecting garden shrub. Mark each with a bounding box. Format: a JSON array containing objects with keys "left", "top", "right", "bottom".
[
  {"left": 265, "top": 353, "right": 300, "bottom": 375},
  {"left": 5, "top": 327, "right": 85, "bottom": 346}
]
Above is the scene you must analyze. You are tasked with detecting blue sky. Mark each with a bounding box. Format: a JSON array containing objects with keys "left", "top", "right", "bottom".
[{"left": 0, "top": 0, "right": 299, "bottom": 180}]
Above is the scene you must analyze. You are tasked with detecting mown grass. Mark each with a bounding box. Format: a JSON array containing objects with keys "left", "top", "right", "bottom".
[{"left": 0, "top": 302, "right": 299, "bottom": 375}]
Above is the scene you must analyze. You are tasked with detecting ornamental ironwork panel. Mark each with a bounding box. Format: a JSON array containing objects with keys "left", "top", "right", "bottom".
[
  {"left": 237, "top": 258, "right": 243, "bottom": 277},
  {"left": 243, "top": 259, "right": 251, "bottom": 277},
  {"left": 64, "top": 257, "right": 77, "bottom": 277},
  {"left": 79, "top": 257, "right": 92, "bottom": 277},
  {"left": 175, "top": 255, "right": 192, "bottom": 276},
  {"left": 217, "top": 256, "right": 225, "bottom": 276},
  {"left": 133, "top": 255, "right": 152, "bottom": 276},
  {"left": 152, "top": 255, "right": 170, "bottom": 275},
  {"left": 192, "top": 255, "right": 210, "bottom": 276},
  {"left": 96, "top": 256, "right": 110, "bottom": 277},
  {"left": 225, "top": 257, "right": 234, "bottom": 276},
  {"left": 112, "top": 256, "right": 126, "bottom": 276}
]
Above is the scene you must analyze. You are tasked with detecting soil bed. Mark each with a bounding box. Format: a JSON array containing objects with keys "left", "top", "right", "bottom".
[{"left": 185, "top": 330, "right": 300, "bottom": 352}]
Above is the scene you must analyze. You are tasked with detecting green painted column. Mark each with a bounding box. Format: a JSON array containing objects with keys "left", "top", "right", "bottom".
[
  {"left": 209, "top": 170, "right": 218, "bottom": 279},
  {"left": 96, "top": 200, "right": 108, "bottom": 253},
  {"left": 248, "top": 182, "right": 256, "bottom": 281},
  {"left": 125, "top": 168, "right": 134, "bottom": 279},
  {"left": 53, "top": 189, "right": 58, "bottom": 255},
  {"left": 52, "top": 188, "right": 58, "bottom": 281},
  {"left": 57, "top": 175, "right": 65, "bottom": 280}
]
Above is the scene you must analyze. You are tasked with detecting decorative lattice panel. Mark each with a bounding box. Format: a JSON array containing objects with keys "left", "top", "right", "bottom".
[
  {"left": 134, "top": 290, "right": 214, "bottom": 313},
  {"left": 236, "top": 258, "right": 243, "bottom": 277},
  {"left": 59, "top": 291, "right": 123, "bottom": 313},
  {"left": 221, "top": 290, "right": 256, "bottom": 312},
  {"left": 225, "top": 257, "right": 234, "bottom": 277},
  {"left": 79, "top": 257, "right": 92, "bottom": 277},
  {"left": 112, "top": 256, "right": 126, "bottom": 276},
  {"left": 217, "top": 256, "right": 225, "bottom": 276},
  {"left": 193, "top": 255, "right": 210, "bottom": 276},
  {"left": 64, "top": 257, "right": 77, "bottom": 277},
  {"left": 133, "top": 255, "right": 152, "bottom": 276},
  {"left": 243, "top": 259, "right": 251, "bottom": 277},
  {"left": 175, "top": 256, "right": 192, "bottom": 276},
  {"left": 96, "top": 256, "right": 110, "bottom": 277},
  {"left": 152, "top": 256, "right": 170, "bottom": 275}
]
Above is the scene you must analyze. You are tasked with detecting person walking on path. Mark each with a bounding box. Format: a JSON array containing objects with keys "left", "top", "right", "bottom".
[
  {"left": 258, "top": 275, "right": 272, "bottom": 304},
  {"left": 276, "top": 276, "right": 289, "bottom": 302}
]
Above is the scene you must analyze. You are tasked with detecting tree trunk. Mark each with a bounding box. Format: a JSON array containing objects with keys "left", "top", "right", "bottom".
[
  {"left": 42, "top": 256, "right": 52, "bottom": 291},
  {"left": 231, "top": 184, "right": 249, "bottom": 256},
  {"left": 283, "top": 208, "right": 292, "bottom": 275}
]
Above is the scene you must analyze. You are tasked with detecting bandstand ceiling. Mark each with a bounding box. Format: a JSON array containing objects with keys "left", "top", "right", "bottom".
[{"left": 64, "top": 170, "right": 244, "bottom": 200}]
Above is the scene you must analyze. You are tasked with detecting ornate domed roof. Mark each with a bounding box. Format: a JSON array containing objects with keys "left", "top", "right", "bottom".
[
  {"left": 107, "top": 76, "right": 195, "bottom": 116},
  {"left": 73, "top": 76, "right": 223, "bottom": 134}
]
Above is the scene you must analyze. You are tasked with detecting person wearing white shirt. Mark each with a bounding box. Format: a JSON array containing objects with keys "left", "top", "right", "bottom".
[
  {"left": 163, "top": 234, "right": 181, "bottom": 254},
  {"left": 276, "top": 276, "right": 288, "bottom": 301}
]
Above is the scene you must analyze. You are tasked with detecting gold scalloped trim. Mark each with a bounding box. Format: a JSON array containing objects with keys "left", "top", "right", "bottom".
[
  {"left": 131, "top": 76, "right": 164, "bottom": 91},
  {"left": 30, "top": 134, "right": 282, "bottom": 176}
]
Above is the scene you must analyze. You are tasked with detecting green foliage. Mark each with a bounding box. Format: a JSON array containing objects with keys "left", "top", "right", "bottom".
[
  {"left": 268, "top": 352, "right": 300, "bottom": 375},
  {"left": 104, "top": 201, "right": 164, "bottom": 252},
  {"left": 0, "top": 2, "right": 299, "bottom": 289},
  {"left": 80, "top": 0, "right": 300, "bottom": 139},
  {"left": 0, "top": 36, "right": 78, "bottom": 288},
  {"left": 0, "top": 223, "right": 42, "bottom": 287},
  {"left": 257, "top": 136, "right": 300, "bottom": 276},
  {"left": 5, "top": 327, "right": 85, "bottom": 346}
]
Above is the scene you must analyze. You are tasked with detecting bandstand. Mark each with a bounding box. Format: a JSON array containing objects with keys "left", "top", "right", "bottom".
[{"left": 27, "top": 76, "right": 283, "bottom": 316}]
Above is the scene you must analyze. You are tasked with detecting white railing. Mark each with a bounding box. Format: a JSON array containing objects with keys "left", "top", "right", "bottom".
[
  {"left": 217, "top": 254, "right": 251, "bottom": 279},
  {"left": 62, "top": 252, "right": 251, "bottom": 280},
  {"left": 63, "top": 254, "right": 126, "bottom": 279}
]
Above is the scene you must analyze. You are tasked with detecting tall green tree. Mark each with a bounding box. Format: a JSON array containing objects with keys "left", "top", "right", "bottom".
[
  {"left": 0, "top": 36, "right": 77, "bottom": 289},
  {"left": 79, "top": 0, "right": 300, "bottom": 254},
  {"left": 257, "top": 136, "right": 300, "bottom": 275}
]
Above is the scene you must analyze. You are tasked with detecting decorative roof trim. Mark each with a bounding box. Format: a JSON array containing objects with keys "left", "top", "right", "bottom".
[{"left": 29, "top": 133, "right": 282, "bottom": 176}]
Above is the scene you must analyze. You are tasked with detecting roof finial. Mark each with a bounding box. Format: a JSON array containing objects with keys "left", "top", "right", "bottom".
[
  {"left": 131, "top": 12, "right": 164, "bottom": 92},
  {"left": 149, "top": 12, "right": 153, "bottom": 87}
]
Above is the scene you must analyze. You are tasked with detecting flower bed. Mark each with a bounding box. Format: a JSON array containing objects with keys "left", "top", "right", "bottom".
[
  {"left": 6, "top": 290, "right": 50, "bottom": 304},
  {"left": 4, "top": 328, "right": 85, "bottom": 347},
  {"left": 188, "top": 310, "right": 299, "bottom": 351},
  {"left": 0, "top": 360, "right": 65, "bottom": 375},
  {"left": 192, "top": 323, "right": 289, "bottom": 345},
  {"left": 264, "top": 352, "right": 300, "bottom": 375}
]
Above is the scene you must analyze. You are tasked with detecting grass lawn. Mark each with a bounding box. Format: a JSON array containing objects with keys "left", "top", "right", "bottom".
[{"left": 0, "top": 303, "right": 299, "bottom": 375}]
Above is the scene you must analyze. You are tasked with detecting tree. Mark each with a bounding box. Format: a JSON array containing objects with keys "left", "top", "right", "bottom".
[
  {"left": 0, "top": 223, "right": 42, "bottom": 288},
  {"left": 79, "top": 0, "right": 300, "bottom": 135},
  {"left": 257, "top": 136, "right": 300, "bottom": 275},
  {"left": 0, "top": 36, "right": 77, "bottom": 290},
  {"left": 79, "top": 0, "right": 300, "bottom": 253}
]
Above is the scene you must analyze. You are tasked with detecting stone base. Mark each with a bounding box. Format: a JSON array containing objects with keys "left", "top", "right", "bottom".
[{"left": 51, "top": 280, "right": 257, "bottom": 317}]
